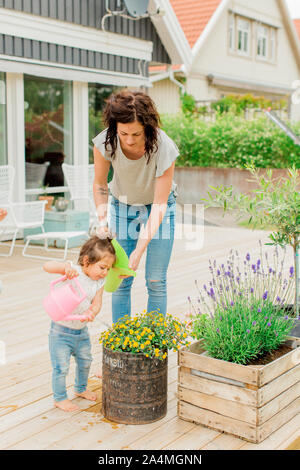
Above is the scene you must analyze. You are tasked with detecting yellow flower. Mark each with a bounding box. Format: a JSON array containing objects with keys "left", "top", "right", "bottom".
[
  {"left": 160, "top": 330, "right": 164, "bottom": 335},
  {"left": 162, "top": 340, "right": 166, "bottom": 345},
  {"left": 137, "top": 335, "right": 141, "bottom": 340},
  {"left": 129, "top": 329, "right": 134, "bottom": 335},
  {"left": 140, "top": 344, "right": 145, "bottom": 349}
]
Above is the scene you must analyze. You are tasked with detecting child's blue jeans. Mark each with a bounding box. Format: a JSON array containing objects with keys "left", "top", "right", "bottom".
[
  {"left": 49, "top": 322, "right": 92, "bottom": 402},
  {"left": 109, "top": 191, "right": 176, "bottom": 324}
]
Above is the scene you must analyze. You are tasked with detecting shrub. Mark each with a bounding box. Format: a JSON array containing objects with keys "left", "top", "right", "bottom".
[{"left": 161, "top": 113, "right": 300, "bottom": 169}]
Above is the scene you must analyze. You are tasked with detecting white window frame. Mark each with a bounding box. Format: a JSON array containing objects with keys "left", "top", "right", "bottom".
[
  {"left": 257, "top": 24, "right": 269, "bottom": 60},
  {"left": 237, "top": 18, "right": 251, "bottom": 56},
  {"left": 229, "top": 14, "right": 235, "bottom": 52},
  {"left": 270, "top": 28, "right": 277, "bottom": 63}
]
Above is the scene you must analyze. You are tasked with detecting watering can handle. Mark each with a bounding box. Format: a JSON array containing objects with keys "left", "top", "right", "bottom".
[{"left": 50, "top": 275, "right": 86, "bottom": 303}]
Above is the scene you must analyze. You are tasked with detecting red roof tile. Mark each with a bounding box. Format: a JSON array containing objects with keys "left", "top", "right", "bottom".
[
  {"left": 294, "top": 19, "right": 300, "bottom": 40},
  {"left": 170, "top": 0, "right": 222, "bottom": 48}
]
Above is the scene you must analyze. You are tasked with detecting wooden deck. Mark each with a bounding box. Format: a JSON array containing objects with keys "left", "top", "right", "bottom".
[{"left": 0, "top": 221, "right": 299, "bottom": 450}]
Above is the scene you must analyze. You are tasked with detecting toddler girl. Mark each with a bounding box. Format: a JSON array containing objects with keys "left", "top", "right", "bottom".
[{"left": 43, "top": 235, "right": 115, "bottom": 412}]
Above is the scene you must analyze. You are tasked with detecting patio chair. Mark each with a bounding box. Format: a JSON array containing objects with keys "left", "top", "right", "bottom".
[
  {"left": 62, "top": 163, "right": 99, "bottom": 232},
  {"left": 0, "top": 201, "right": 47, "bottom": 256}
]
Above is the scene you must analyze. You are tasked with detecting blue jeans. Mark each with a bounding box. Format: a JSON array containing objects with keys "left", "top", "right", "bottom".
[
  {"left": 109, "top": 191, "right": 176, "bottom": 324},
  {"left": 48, "top": 322, "right": 92, "bottom": 402}
]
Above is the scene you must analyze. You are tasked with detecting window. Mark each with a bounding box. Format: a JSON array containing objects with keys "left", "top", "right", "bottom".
[
  {"left": 88, "top": 84, "right": 119, "bottom": 164},
  {"left": 237, "top": 18, "right": 251, "bottom": 55},
  {"left": 257, "top": 25, "right": 268, "bottom": 59},
  {"left": 24, "top": 75, "right": 73, "bottom": 190},
  {"left": 256, "top": 24, "right": 276, "bottom": 62},
  {"left": 0, "top": 72, "right": 7, "bottom": 165}
]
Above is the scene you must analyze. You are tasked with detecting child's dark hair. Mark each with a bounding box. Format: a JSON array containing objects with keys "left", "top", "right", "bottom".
[{"left": 78, "top": 236, "right": 116, "bottom": 266}]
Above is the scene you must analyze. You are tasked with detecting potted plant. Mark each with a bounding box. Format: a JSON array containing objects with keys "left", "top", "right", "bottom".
[
  {"left": 99, "top": 310, "right": 190, "bottom": 425},
  {"left": 204, "top": 165, "right": 299, "bottom": 319},
  {"left": 178, "top": 248, "right": 300, "bottom": 443},
  {"left": 38, "top": 185, "right": 54, "bottom": 211}
]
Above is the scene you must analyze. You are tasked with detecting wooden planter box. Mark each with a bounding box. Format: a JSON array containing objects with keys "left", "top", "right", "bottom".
[{"left": 178, "top": 338, "right": 300, "bottom": 443}]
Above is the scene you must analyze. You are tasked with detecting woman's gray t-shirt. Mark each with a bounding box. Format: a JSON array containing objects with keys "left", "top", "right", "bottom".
[{"left": 92, "top": 128, "right": 179, "bottom": 205}]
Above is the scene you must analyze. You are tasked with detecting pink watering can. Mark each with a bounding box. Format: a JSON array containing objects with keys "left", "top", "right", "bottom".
[{"left": 43, "top": 275, "right": 91, "bottom": 322}]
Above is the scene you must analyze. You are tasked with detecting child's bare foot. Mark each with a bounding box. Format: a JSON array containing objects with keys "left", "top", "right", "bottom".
[
  {"left": 54, "top": 399, "right": 80, "bottom": 412},
  {"left": 75, "top": 390, "right": 97, "bottom": 401},
  {"left": 95, "top": 369, "right": 102, "bottom": 378}
]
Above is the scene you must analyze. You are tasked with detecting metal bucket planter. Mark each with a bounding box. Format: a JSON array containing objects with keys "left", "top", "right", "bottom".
[{"left": 102, "top": 346, "right": 168, "bottom": 424}]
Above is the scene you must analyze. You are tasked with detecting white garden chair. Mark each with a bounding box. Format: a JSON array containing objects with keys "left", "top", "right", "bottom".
[
  {"left": 62, "top": 163, "right": 99, "bottom": 232},
  {"left": 0, "top": 201, "right": 47, "bottom": 256}
]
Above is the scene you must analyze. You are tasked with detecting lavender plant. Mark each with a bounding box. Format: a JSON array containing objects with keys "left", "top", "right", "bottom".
[
  {"left": 204, "top": 166, "right": 299, "bottom": 315},
  {"left": 190, "top": 245, "right": 295, "bottom": 365}
]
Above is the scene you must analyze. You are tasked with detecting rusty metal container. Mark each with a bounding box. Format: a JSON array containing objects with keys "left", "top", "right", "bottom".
[{"left": 102, "top": 346, "right": 168, "bottom": 424}]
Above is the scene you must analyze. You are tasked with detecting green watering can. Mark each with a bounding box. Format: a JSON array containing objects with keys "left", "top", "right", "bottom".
[{"left": 104, "top": 239, "right": 136, "bottom": 293}]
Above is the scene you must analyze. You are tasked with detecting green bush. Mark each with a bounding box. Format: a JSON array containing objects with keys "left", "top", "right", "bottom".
[{"left": 161, "top": 113, "right": 300, "bottom": 169}]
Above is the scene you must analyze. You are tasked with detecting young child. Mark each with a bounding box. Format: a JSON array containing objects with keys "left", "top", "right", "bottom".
[{"left": 43, "top": 235, "right": 116, "bottom": 412}]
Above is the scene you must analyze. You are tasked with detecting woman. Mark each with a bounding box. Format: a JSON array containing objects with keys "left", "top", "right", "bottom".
[{"left": 92, "top": 90, "right": 179, "bottom": 324}]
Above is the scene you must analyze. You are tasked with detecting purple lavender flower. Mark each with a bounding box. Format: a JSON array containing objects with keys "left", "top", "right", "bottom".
[
  {"left": 250, "top": 287, "right": 254, "bottom": 294},
  {"left": 276, "top": 296, "right": 281, "bottom": 303},
  {"left": 216, "top": 328, "right": 220, "bottom": 333},
  {"left": 290, "top": 266, "right": 294, "bottom": 278},
  {"left": 217, "top": 269, "right": 220, "bottom": 276},
  {"left": 252, "top": 321, "right": 257, "bottom": 326},
  {"left": 247, "top": 329, "right": 250, "bottom": 334},
  {"left": 269, "top": 268, "right": 273, "bottom": 274},
  {"left": 246, "top": 253, "right": 250, "bottom": 261},
  {"left": 252, "top": 264, "right": 256, "bottom": 273},
  {"left": 257, "top": 259, "right": 261, "bottom": 268},
  {"left": 267, "top": 322, "right": 271, "bottom": 327},
  {"left": 203, "top": 285, "right": 207, "bottom": 291},
  {"left": 285, "top": 315, "right": 289, "bottom": 320},
  {"left": 187, "top": 296, "right": 191, "bottom": 302},
  {"left": 230, "top": 301, "right": 234, "bottom": 306},
  {"left": 262, "top": 291, "right": 268, "bottom": 301},
  {"left": 258, "top": 308, "right": 262, "bottom": 313}
]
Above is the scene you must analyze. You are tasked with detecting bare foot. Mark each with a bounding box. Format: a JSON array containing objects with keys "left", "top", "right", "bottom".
[
  {"left": 54, "top": 399, "right": 80, "bottom": 412},
  {"left": 75, "top": 389, "right": 98, "bottom": 401},
  {"left": 95, "top": 369, "right": 102, "bottom": 378}
]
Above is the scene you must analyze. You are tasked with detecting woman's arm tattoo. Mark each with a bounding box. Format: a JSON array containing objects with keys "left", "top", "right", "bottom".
[{"left": 95, "top": 184, "right": 109, "bottom": 195}]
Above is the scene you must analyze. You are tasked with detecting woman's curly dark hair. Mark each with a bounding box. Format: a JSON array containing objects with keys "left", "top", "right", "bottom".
[{"left": 103, "top": 90, "right": 161, "bottom": 164}]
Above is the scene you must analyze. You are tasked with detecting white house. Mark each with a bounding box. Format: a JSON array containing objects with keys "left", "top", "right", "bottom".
[{"left": 149, "top": 0, "right": 300, "bottom": 120}]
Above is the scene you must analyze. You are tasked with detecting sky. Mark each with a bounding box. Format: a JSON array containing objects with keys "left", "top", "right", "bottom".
[{"left": 286, "top": 0, "right": 300, "bottom": 19}]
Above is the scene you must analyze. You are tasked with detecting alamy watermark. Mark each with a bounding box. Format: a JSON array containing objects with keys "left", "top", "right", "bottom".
[{"left": 96, "top": 198, "right": 205, "bottom": 251}]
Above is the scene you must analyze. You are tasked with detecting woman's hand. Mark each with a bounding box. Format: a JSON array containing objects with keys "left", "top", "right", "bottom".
[
  {"left": 128, "top": 249, "right": 143, "bottom": 272},
  {"left": 118, "top": 249, "right": 143, "bottom": 279}
]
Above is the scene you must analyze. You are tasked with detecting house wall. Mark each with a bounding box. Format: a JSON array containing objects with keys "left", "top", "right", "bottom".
[
  {"left": 0, "top": 0, "right": 171, "bottom": 65},
  {"left": 148, "top": 78, "right": 181, "bottom": 114},
  {"left": 187, "top": 0, "right": 300, "bottom": 119}
]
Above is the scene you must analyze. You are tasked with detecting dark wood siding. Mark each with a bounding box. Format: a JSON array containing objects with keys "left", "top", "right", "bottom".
[
  {"left": 0, "top": 0, "right": 170, "bottom": 65},
  {"left": 0, "top": 33, "right": 141, "bottom": 74}
]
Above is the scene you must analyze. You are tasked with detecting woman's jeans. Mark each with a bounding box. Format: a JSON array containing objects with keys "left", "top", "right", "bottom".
[
  {"left": 49, "top": 322, "right": 92, "bottom": 402},
  {"left": 109, "top": 192, "right": 176, "bottom": 324}
]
